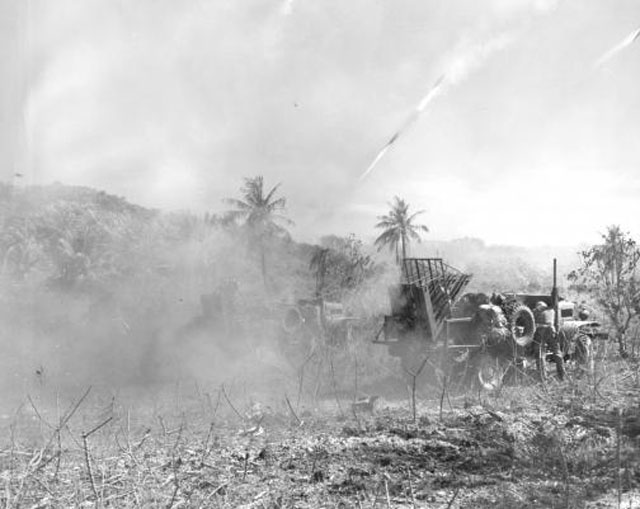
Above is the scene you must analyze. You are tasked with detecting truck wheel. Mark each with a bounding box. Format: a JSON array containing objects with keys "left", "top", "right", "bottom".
[
  {"left": 507, "top": 304, "right": 536, "bottom": 347},
  {"left": 476, "top": 353, "right": 504, "bottom": 391}
]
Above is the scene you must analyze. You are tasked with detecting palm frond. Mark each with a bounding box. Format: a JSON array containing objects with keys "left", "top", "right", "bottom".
[
  {"left": 223, "top": 198, "right": 252, "bottom": 211},
  {"left": 407, "top": 209, "right": 426, "bottom": 221},
  {"left": 224, "top": 176, "right": 292, "bottom": 238},
  {"left": 264, "top": 183, "right": 283, "bottom": 205}
]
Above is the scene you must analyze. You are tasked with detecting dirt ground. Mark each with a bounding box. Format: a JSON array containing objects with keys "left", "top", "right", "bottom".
[{"left": 1, "top": 361, "right": 640, "bottom": 508}]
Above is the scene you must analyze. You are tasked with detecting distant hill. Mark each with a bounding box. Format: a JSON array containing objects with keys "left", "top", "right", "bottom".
[{"left": 0, "top": 182, "right": 156, "bottom": 219}]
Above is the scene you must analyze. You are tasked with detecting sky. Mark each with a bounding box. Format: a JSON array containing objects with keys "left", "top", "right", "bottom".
[{"left": 1, "top": 0, "right": 639, "bottom": 246}]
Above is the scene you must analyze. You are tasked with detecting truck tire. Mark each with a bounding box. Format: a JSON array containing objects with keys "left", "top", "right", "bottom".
[{"left": 506, "top": 304, "right": 536, "bottom": 347}]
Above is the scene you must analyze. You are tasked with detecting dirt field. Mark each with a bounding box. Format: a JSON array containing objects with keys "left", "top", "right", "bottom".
[{"left": 1, "top": 360, "right": 640, "bottom": 508}]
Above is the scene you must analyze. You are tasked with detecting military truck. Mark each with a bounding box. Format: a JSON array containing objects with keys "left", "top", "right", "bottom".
[{"left": 374, "top": 258, "right": 607, "bottom": 390}]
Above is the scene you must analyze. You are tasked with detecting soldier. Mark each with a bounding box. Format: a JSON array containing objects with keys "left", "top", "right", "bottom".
[
  {"left": 534, "top": 301, "right": 565, "bottom": 380},
  {"left": 475, "top": 303, "right": 510, "bottom": 352}
]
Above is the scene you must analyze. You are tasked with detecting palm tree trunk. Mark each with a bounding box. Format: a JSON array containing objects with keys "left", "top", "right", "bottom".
[
  {"left": 316, "top": 266, "right": 327, "bottom": 298},
  {"left": 401, "top": 234, "right": 407, "bottom": 261}
]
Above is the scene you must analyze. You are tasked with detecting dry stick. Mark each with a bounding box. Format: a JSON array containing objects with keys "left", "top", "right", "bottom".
[
  {"left": 53, "top": 429, "right": 62, "bottom": 480},
  {"left": 204, "top": 392, "right": 214, "bottom": 415},
  {"left": 220, "top": 384, "right": 244, "bottom": 421},
  {"left": 26, "top": 396, "right": 60, "bottom": 475},
  {"left": 213, "top": 388, "right": 222, "bottom": 417},
  {"left": 370, "top": 482, "right": 380, "bottom": 508},
  {"left": 7, "top": 403, "right": 23, "bottom": 508},
  {"left": 32, "top": 476, "right": 54, "bottom": 498},
  {"left": 329, "top": 355, "right": 345, "bottom": 418},
  {"left": 166, "top": 423, "right": 185, "bottom": 509},
  {"left": 242, "top": 451, "right": 250, "bottom": 481},
  {"left": 200, "top": 422, "right": 216, "bottom": 465},
  {"left": 312, "top": 352, "right": 325, "bottom": 403},
  {"left": 445, "top": 487, "right": 460, "bottom": 509},
  {"left": 354, "top": 352, "right": 359, "bottom": 404},
  {"left": 406, "top": 469, "right": 417, "bottom": 509},
  {"left": 617, "top": 407, "right": 622, "bottom": 509},
  {"left": 284, "top": 394, "right": 302, "bottom": 426},
  {"left": 203, "top": 482, "right": 229, "bottom": 503},
  {"left": 122, "top": 406, "right": 132, "bottom": 452},
  {"left": 167, "top": 455, "right": 180, "bottom": 509},
  {"left": 84, "top": 416, "right": 114, "bottom": 439},
  {"left": 296, "top": 349, "right": 316, "bottom": 408},
  {"left": 27, "top": 395, "right": 54, "bottom": 430},
  {"left": 351, "top": 404, "right": 362, "bottom": 431},
  {"left": 384, "top": 478, "right": 392, "bottom": 508},
  {"left": 158, "top": 415, "right": 168, "bottom": 437},
  {"left": 446, "top": 378, "right": 455, "bottom": 412},
  {"left": 439, "top": 372, "right": 448, "bottom": 423},
  {"left": 135, "top": 428, "right": 151, "bottom": 451},
  {"left": 27, "top": 386, "right": 92, "bottom": 488},
  {"left": 82, "top": 434, "right": 99, "bottom": 503},
  {"left": 60, "top": 386, "right": 93, "bottom": 431},
  {"left": 81, "top": 416, "right": 113, "bottom": 505},
  {"left": 404, "top": 357, "right": 429, "bottom": 424},
  {"left": 42, "top": 385, "right": 93, "bottom": 456}
]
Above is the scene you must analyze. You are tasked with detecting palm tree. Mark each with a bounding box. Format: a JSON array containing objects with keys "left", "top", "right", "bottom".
[
  {"left": 374, "top": 196, "right": 428, "bottom": 262},
  {"left": 225, "top": 176, "right": 293, "bottom": 287}
]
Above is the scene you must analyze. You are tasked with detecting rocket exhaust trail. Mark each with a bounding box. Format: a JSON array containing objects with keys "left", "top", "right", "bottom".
[
  {"left": 360, "top": 75, "right": 445, "bottom": 181},
  {"left": 595, "top": 27, "right": 640, "bottom": 68}
]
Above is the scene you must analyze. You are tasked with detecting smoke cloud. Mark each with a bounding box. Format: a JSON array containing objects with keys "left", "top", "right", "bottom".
[{"left": 3, "top": 0, "right": 640, "bottom": 246}]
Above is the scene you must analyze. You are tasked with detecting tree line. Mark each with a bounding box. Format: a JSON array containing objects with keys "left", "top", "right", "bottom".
[{"left": 2, "top": 177, "right": 639, "bottom": 359}]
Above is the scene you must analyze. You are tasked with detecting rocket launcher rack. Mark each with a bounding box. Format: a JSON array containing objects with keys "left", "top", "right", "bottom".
[{"left": 401, "top": 258, "right": 472, "bottom": 340}]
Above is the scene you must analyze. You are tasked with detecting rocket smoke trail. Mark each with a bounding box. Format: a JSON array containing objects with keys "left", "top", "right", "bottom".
[
  {"left": 359, "top": 30, "right": 516, "bottom": 182},
  {"left": 595, "top": 27, "right": 640, "bottom": 68},
  {"left": 359, "top": 75, "right": 445, "bottom": 181},
  {"left": 357, "top": 2, "right": 562, "bottom": 182}
]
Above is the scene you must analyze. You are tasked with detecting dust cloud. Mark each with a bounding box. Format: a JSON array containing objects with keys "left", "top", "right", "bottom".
[{"left": 0, "top": 190, "right": 405, "bottom": 428}]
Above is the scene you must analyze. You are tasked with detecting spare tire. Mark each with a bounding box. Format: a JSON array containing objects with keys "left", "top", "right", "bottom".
[{"left": 507, "top": 304, "right": 536, "bottom": 347}]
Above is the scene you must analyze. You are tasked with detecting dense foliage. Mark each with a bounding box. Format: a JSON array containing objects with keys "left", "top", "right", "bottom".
[
  {"left": 0, "top": 182, "right": 386, "bottom": 386},
  {"left": 569, "top": 225, "right": 640, "bottom": 356}
]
